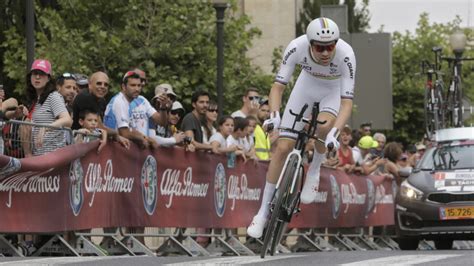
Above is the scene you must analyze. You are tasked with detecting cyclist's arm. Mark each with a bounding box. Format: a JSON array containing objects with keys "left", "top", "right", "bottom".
[
  {"left": 268, "top": 82, "right": 286, "bottom": 113},
  {"left": 333, "top": 98, "right": 353, "bottom": 130},
  {"left": 334, "top": 50, "right": 356, "bottom": 131}
]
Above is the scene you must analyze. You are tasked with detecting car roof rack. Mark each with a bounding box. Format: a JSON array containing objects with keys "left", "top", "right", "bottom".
[{"left": 434, "top": 127, "right": 474, "bottom": 142}]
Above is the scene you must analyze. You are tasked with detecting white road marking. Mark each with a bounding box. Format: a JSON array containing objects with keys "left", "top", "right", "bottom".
[
  {"left": 0, "top": 256, "right": 130, "bottom": 265},
  {"left": 341, "top": 254, "right": 462, "bottom": 266},
  {"left": 164, "top": 254, "right": 306, "bottom": 265}
]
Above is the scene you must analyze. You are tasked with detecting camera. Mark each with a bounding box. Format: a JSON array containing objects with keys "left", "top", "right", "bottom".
[{"left": 183, "top": 136, "right": 192, "bottom": 145}]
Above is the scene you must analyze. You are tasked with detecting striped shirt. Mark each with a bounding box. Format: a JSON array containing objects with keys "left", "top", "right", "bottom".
[{"left": 31, "top": 91, "right": 69, "bottom": 155}]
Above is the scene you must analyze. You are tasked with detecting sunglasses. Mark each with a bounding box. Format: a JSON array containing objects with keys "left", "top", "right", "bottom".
[
  {"left": 248, "top": 96, "right": 261, "bottom": 101},
  {"left": 207, "top": 108, "right": 218, "bottom": 113},
  {"left": 96, "top": 81, "right": 109, "bottom": 87},
  {"left": 59, "top": 72, "right": 77, "bottom": 81},
  {"left": 170, "top": 109, "right": 183, "bottom": 116},
  {"left": 312, "top": 43, "right": 336, "bottom": 53}
]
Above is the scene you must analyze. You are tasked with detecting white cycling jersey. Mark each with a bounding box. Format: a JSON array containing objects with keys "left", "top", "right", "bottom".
[{"left": 276, "top": 35, "right": 356, "bottom": 138}]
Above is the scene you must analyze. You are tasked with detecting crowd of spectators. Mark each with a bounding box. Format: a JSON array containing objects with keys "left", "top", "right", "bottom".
[
  {"left": 0, "top": 59, "right": 430, "bottom": 177},
  {"left": 0, "top": 59, "right": 431, "bottom": 250}
]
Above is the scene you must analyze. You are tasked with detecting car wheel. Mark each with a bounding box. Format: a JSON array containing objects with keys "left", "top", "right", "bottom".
[
  {"left": 434, "top": 239, "right": 453, "bottom": 250},
  {"left": 398, "top": 237, "right": 419, "bottom": 250}
]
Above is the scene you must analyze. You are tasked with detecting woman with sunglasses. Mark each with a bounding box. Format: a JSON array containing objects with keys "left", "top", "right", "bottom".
[
  {"left": 247, "top": 17, "right": 357, "bottom": 238},
  {"left": 201, "top": 100, "right": 218, "bottom": 145}
]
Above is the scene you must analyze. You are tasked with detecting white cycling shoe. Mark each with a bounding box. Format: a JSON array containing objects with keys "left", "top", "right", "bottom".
[
  {"left": 247, "top": 215, "right": 268, "bottom": 239},
  {"left": 300, "top": 174, "right": 319, "bottom": 204}
]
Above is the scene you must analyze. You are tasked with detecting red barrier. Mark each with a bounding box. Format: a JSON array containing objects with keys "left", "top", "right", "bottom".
[{"left": 0, "top": 142, "right": 394, "bottom": 233}]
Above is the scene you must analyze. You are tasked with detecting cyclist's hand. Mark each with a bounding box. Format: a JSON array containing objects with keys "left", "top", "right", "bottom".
[
  {"left": 262, "top": 111, "right": 280, "bottom": 132},
  {"left": 325, "top": 127, "right": 340, "bottom": 150}
]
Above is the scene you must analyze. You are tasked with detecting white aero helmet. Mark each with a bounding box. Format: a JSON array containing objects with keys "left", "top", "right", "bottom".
[{"left": 306, "top": 17, "right": 340, "bottom": 44}]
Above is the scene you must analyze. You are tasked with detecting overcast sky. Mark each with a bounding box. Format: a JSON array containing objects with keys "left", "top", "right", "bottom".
[{"left": 366, "top": 0, "right": 473, "bottom": 33}]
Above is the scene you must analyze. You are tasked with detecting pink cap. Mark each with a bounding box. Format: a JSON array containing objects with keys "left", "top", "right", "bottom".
[{"left": 31, "top": 59, "right": 52, "bottom": 75}]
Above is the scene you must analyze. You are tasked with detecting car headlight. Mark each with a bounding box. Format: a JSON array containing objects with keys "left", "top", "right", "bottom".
[{"left": 400, "top": 180, "right": 424, "bottom": 200}]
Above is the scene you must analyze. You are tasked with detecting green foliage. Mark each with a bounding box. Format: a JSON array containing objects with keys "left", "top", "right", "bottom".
[
  {"left": 388, "top": 13, "right": 474, "bottom": 144},
  {"left": 1, "top": 0, "right": 272, "bottom": 113}
]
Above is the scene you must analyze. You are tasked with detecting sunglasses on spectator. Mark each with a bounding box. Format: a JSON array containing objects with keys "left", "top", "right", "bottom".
[
  {"left": 207, "top": 108, "right": 218, "bottom": 113},
  {"left": 96, "top": 81, "right": 109, "bottom": 88},
  {"left": 59, "top": 72, "right": 77, "bottom": 81},
  {"left": 248, "top": 96, "right": 261, "bottom": 101},
  {"left": 312, "top": 43, "right": 336, "bottom": 53},
  {"left": 170, "top": 109, "right": 183, "bottom": 116}
]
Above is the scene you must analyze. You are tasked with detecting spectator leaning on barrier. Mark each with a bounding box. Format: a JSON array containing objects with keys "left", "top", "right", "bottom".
[
  {"left": 181, "top": 90, "right": 212, "bottom": 152},
  {"left": 209, "top": 115, "right": 238, "bottom": 154},
  {"left": 231, "top": 87, "right": 260, "bottom": 118},
  {"left": 74, "top": 109, "right": 107, "bottom": 153},
  {"left": 103, "top": 70, "right": 162, "bottom": 149},
  {"left": 226, "top": 116, "right": 248, "bottom": 162},
  {"left": 253, "top": 97, "right": 272, "bottom": 160},
  {"left": 26, "top": 59, "right": 72, "bottom": 156},
  {"left": 72, "top": 71, "right": 129, "bottom": 149},
  {"left": 357, "top": 136, "right": 387, "bottom": 176},
  {"left": 149, "top": 101, "right": 187, "bottom": 147},
  {"left": 150, "top": 83, "right": 177, "bottom": 138},
  {"left": 201, "top": 100, "right": 218, "bottom": 145},
  {"left": 382, "top": 142, "right": 403, "bottom": 184},
  {"left": 336, "top": 125, "right": 356, "bottom": 173},
  {"left": 56, "top": 73, "right": 78, "bottom": 115}
]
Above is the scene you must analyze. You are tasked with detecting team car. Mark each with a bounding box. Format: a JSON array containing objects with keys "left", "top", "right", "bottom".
[{"left": 395, "top": 127, "right": 474, "bottom": 250}]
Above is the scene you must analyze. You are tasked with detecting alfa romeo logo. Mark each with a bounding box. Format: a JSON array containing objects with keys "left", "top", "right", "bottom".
[
  {"left": 141, "top": 155, "right": 157, "bottom": 215},
  {"left": 330, "top": 175, "right": 341, "bottom": 219},
  {"left": 214, "top": 163, "right": 226, "bottom": 218},
  {"left": 69, "top": 159, "right": 84, "bottom": 216}
]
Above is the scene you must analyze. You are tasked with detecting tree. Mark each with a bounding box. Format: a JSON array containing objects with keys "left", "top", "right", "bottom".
[{"left": 1, "top": 0, "right": 273, "bottom": 113}]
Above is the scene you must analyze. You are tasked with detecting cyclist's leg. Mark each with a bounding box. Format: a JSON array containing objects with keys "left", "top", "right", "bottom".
[
  {"left": 301, "top": 89, "right": 338, "bottom": 203},
  {"left": 248, "top": 74, "right": 312, "bottom": 238},
  {"left": 248, "top": 138, "right": 296, "bottom": 238}
]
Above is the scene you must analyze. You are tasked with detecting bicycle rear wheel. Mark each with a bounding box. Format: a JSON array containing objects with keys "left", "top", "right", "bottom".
[{"left": 260, "top": 155, "right": 299, "bottom": 258}]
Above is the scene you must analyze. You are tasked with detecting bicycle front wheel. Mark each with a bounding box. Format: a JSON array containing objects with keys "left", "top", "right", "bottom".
[{"left": 260, "top": 155, "right": 299, "bottom": 258}]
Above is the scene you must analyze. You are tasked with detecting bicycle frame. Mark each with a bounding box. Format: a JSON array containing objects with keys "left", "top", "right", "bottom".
[
  {"left": 274, "top": 103, "right": 325, "bottom": 194},
  {"left": 260, "top": 102, "right": 326, "bottom": 258}
]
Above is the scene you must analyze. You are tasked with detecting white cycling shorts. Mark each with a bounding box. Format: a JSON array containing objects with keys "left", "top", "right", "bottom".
[{"left": 279, "top": 71, "right": 340, "bottom": 139}]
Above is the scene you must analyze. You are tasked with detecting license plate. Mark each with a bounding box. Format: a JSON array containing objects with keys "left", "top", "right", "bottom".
[{"left": 440, "top": 207, "right": 474, "bottom": 220}]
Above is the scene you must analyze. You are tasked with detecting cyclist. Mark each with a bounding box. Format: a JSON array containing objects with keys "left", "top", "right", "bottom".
[{"left": 247, "top": 17, "right": 356, "bottom": 238}]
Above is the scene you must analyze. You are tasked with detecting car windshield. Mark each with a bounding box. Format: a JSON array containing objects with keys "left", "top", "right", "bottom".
[{"left": 418, "top": 143, "right": 474, "bottom": 170}]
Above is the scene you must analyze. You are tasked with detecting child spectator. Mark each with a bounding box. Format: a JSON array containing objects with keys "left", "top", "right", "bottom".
[
  {"left": 226, "top": 117, "right": 248, "bottom": 162},
  {"left": 75, "top": 109, "right": 107, "bottom": 153},
  {"left": 336, "top": 125, "right": 356, "bottom": 173},
  {"left": 210, "top": 115, "right": 240, "bottom": 154}
]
